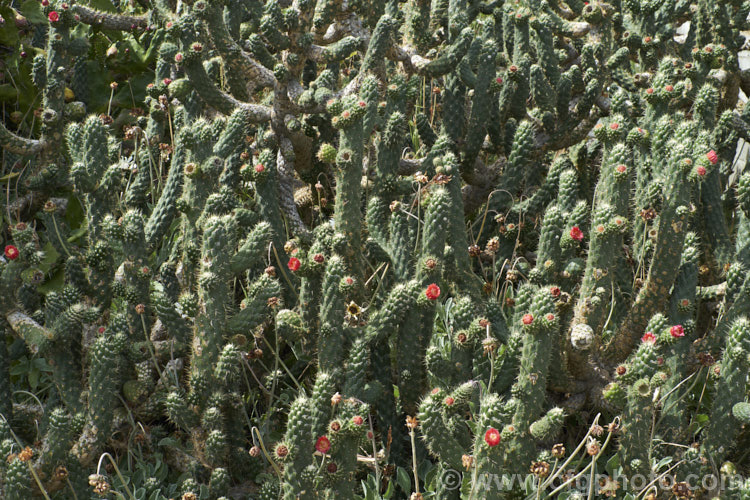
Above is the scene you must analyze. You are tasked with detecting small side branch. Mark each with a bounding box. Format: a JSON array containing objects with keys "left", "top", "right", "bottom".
[{"left": 72, "top": 5, "right": 148, "bottom": 31}]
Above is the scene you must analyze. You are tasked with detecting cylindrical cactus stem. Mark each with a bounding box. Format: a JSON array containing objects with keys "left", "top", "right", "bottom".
[
  {"left": 299, "top": 224, "right": 335, "bottom": 336},
  {"left": 227, "top": 274, "right": 281, "bottom": 334},
  {"left": 472, "top": 393, "right": 509, "bottom": 499},
  {"left": 441, "top": 154, "right": 476, "bottom": 295},
  {"left": 325, "top": 400, "right": 370, "bottom": 496},
  {"left": 144, "top": 128, "right": 188, "bottom": 253},
  {"left": 389, "top": 204, "right": 417, "bottom": 278},
  {"left": 190, "top": 215, "right": 237, "bottom": 403},
  {"left": 461, "top": 41, "right": 495, "bottom": 175},
  {"left": 230, "top": 222, "right": 274, "bottom": 275},
  {"left": 73, "top": 333, "right": 119, "bottom": 465},
  {"left": 618, "top": 378, "right": 654, "bottom": 478},
  {"left": 317, "top": 255, "right": 347, "bottom": 371},
  {"left": 3, "top": 456, "right": 31, "bottom": 500},
  {"left": 0, "top": 122, "right": 45, "bottom": 156},
  {"left": 417, "top": 387, "right": 469, "bottom": 470},
  {"left": 607, "top": 146, "right": 697, "bottom": 362},
  {"left": 0, "top": 320, "right": 12, "bottom": 421},
  {"left": 331, "top": 96, "right": 366, "bottom": 289},
  {"left": 40, "top": 407, "right": 72, "bottom": 470},
  {"left": 280, "top": 396, "right": 315, "bottom": 498},
  {"left": 702, "top": 317, "right": 750, "bottom": 464},
  {"left": 505, "top": 287, "right": 560, "bottom": 472},
  {"left": 530, "top": 205, "right": 564, "bottom": 284},
  {"left": 529, "top": 407, "right": 565, "bottom": 442},
  {"left": 122, "top": 210, "right": 152, "bottom": 333},
  {"left": 660, "top": 234, "right": 699, "bottom": 440}
]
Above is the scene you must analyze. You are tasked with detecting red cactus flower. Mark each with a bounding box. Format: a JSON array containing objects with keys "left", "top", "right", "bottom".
[
  {"left": 570, "top": 226, "right": 584, "bottom": 241},
  {"left": 522, "top": 314, "right": 534, "bottom": 325},
  {"left": 670, "top": 325, "right": 685, "bottom": 338},
  {"left": 4, "top": 245, "right": 19, "bottom": 260},
  {"left": 696, "top": 166, "right": 707, "bottom": 176},
  {"left": 254, "top": 164, "right": 265, "bottom": 173},
  {"left": 706, "top": 150, "right": 719, "bottom": 165},
  {"left": 352, "top": 416, "right": 364, "bottom": 426},
  {"left": 616, "top": 164, "right": 627, "bottom": 173},
  {"left": 610, "top": 122, "right": 619, "bottom": 130},
  {"left": 425, "top": 283, "right": 441, "bottom": 300},
  {"left": 431, "top": 387, "right": 440, "bottom": 395},
  {"left": 665, "top": 85, "right": 674, "bottom": 92},
  {"left": 315, "top": 436, "right": 331, "bottom": 454},
  {"left": 496, "top": 77, "right": 503, "bottom": 84},
  {"left": 641, "top": 331, "right": 656, "bottom": 344},
  {"left": 546, "top": 313, "right": 555, "bottom": 321},
  {"left": 313, "top": 253, "right": 325, "bottom": 263},
  {"left": 287, "top": 257, "right": 301, "bottom": 272},
  {"left": 485, "top": 428, "right": 501, "bottom": 447},
  {"left": 549, "top": 286, "right": 561, "bottom": 297},
  {"left": 162, "top": 78, "right": 172, "bottom": 86},
  {"left": 48, "top": 11, "right": 59, "bottom": 22},
  {"left": 444, "top": 397, "right": 455, "bottom": 406},
  {"left": 646, "top": 88, "right": 654, "bottom": 95}
]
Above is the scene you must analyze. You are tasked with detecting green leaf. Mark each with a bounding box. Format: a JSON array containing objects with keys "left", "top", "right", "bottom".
[
  {"left": 382, "top": 479, "right": 394, "bottom": 499},
  {"left": 396, "top": 466, "right": 412, "bottom": 494},
  {"left": 65, "top": 193, "right": 85, "bottom": 229},
  {"left": 39, "top": 242, "right": 60, "bottom": 273},
  {"left": 605, "top": 453, "right": 620, "bottom": 476},
  {"left": 655, "top": 456, "right": 673, "bottom": 470},
  {"left": 67, "top": 226, "right": 88, "bottom": 243},
  {"left": 32, "top": 357, "right": 53, "bottom": 372},
  {"left": 0, "top": 7, "right": 20, "bottom": 48},
  {"left": 20, "top": 1, "right": 47, "bottom": 23},
  {"left": 28, "top": 368, "right": 39, "bottom": 390},
  {"left": 0, "top": 84, "right": 19, "bottom": 102},
  {"left": 0, "top": 171, "right": 21, "bottom": 182},
  {"left": 37, "top": 268, "right": 64, "bottom": 295}
]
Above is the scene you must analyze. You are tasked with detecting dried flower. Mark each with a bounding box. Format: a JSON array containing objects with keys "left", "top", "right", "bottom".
[
  {"left": 531, "top": 461, "right": 550, "bottom": 478},
  {"left": 405, "top": 415, "right": 418, "bottom": 430},
  {"left": 331, "top": 392, "right": 343, "bottom": 405}
]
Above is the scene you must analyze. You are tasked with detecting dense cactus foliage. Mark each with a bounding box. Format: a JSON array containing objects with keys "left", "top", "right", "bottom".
[{"left": 4, "top": 0, "right": 750, "bottom": 498}]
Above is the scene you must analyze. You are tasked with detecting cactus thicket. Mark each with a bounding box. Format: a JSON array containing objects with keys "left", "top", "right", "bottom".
[{"left": 3, "top": 0, "right": 750, "bottom": 498}]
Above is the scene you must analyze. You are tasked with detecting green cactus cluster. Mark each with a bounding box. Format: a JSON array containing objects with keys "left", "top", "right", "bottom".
[{"left": 4, "top": 0, "right": 750, "bottom": 498}]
